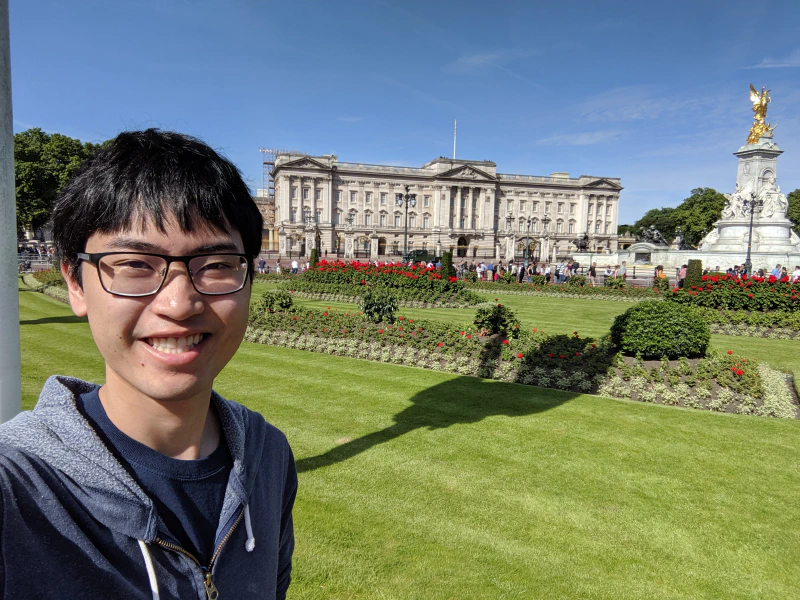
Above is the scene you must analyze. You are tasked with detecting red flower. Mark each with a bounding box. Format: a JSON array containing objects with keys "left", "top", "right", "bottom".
[
  {"left": 502, "top": 340, "right": 509, "bottom": 345},
  {"left": 727, "top": 350, "right": 733, "bottom": 354},
  {"left": 559, "top": 354, "right": 565, "bottom": 359},
  {"left": 742, "top": 358, "right": 747, "bottom": 362},
  {"left": 547, "top": 353, "right": 554, "bottom": 358},
  {"left": 323, "top": 311, "right": 328, "bottom": 316},
  {"left": 437, "top": 342, "right": 443, "bottom": 347},
  {"left": 409, "top": 319, "right": 413, "bottom": 323},
  {"left": 575, "top": 352, "right": 581, "bottom": 357},
  {"left": 466, "top": 334, "right": 472, "bottom": 339},
  {"left": 378, "top": 329, "right": 384, "bottom": 334},
  {"left": 399, "top": 316, "right": 404, "bottom": 321},
  {"left": 591, "top": 344, "right": 596, "bottom": 348},
  {"left": 573, "top": 331, "right": 578, "bottom": 335},
  {"left": 497, "top": 303, "right": 503, "bottom": 307},
  {"left": 460, "top": 331, "right": 465, "bottom": 335},
  {"left": 748, "top": 293, "right": 754, "bottom": 298},
  {"left": 532, "top": 328, "right": 537, "bottom": 332},
  {"left": 736, "top": 369, "right": 744, "bottom": 376},
  {"left": 517, "top": 353, "right": 524, "bottom": 359},
  {"left": 701, "top": 275, "right": 708, "bottom": 281}
]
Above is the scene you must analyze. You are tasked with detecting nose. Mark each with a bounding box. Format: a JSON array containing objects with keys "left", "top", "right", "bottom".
[{"left": 150, "top": 262, "right": 204, "bottom": 319}]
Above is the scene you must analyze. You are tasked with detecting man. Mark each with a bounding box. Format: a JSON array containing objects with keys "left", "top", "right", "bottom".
[
  {"left": 771, "top": 264, "right": 782, "bottom": 278},
  {"left": 258, "top": 256, "right": 266, "bottom": 274},
  {"left": 587, "top": 262, "right": 597, "bottom": 286},
  {"left": 618, "top": 260, "right": 627, "bottom": 280},
  {"left": 291, "top": 259, "right": 299, "bottom": 274},
  {"left": 0, "top": 130, "right": 297, "bottom": 598}
]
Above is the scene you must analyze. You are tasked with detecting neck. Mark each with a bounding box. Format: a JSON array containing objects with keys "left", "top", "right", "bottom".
[{"left": 98, "top": 371, "right": 220, "bottom": 460}]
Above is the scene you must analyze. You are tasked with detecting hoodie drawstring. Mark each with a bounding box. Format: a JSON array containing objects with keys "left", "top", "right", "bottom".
[
  {"left": 138, "top": 540, "right": 161, "bottom": 600},
  {"left": 244, "top": 504, "right": 256, "bottom": 552}
]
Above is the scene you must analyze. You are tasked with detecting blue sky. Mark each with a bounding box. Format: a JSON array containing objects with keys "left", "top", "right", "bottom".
[{"left": 10, "top": 0, "right": 800, "bottom": 224}]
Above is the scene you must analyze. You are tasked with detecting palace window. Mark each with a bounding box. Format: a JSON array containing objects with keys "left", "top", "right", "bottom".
[
  {"left": 394, "top": 214, "right": 401, "bottom": 227},
  {"left": 605, "top": 222, "right": 611, "bottom": 234},
  {"left": 460, "top": 216, "right": 466, "bottom": 229},
  {"left": 315, "top": 189, "right": 322, "bottom": 201},
  {"left": 588, "top": 203, "right": 593, "bottom": 214},
  {"left": 556, "top": 220, "right": 563, "bottom": 233},
  {"left": 531, "top": 219, "right": 538, "bottom": 232},
  {"left": 520, "top": 201, "right": 526, "bottom": 213},
  {"left": 557, "top": 203, "right": 564, "bottom": 214},
  {"left": 568, "top": 221, "right": 575, "bottom": 234},
  {"left": 545, "top": 202, "right": 551, "bottom": 213},
  {"left": 365, "top": 192, "right": 372, "bottom": 204},
  {"left": 423, "top": 215, "right": 430, "bottom": 229},
  {"left": 336, "top": 190, "right": 342, "bottom": 203},
  {"left": 532, "top": 202, "right": 538, "bottom": 212},
  {"left": 423, "top": 195, "right": 430, "bottom": 207},
  {"left": 380, "top": 213, "right": 386, "bottom": 227},
  {"left": 409, "top": 214, "right": 416, "bottom": 228},
  {"left": 303, "top": 188, "right": 309, "bottom": 200},
  {"left": 316, "top": 209, "right": 322, "bottom": 223},
  {"left": 595, "top": 221, "right": 601, "bottom": 233},
  {"left": 472, "top": 216, "right": 477, "bottom": 229},
  {"left": 290, "top": 208, "right": 297, "bottom": 223},
  {"left": 364, "top": 213, "right": 371, "bottom": 226},
  {"left": 333, "top": 211, "right": 340, "bottom": 225},
  {"left": 569, "top": 204, "right": 575, "bottom": 215},
  {"left": 392, "top": 242, "right": 399, "bottom": 254},
  {"left": 380, "top": 192, "right": 386, "bottom": 205},
  {"left": 519, "top": 220, "right": 525, "bottom": 232},
  {"left": 291, "top": 187, "right": 297, "bottom": 200}
]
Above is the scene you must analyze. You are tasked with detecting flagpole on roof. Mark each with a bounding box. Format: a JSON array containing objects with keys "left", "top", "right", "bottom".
[{"left": 0, "top": 0, "right": 22, "bottom": 423}]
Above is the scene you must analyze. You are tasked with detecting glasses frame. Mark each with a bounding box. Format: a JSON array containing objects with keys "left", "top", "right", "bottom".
[{"left": 77, "top": 251, "right": 251, "bottom": 297}]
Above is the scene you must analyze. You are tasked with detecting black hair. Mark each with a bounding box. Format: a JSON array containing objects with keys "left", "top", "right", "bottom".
[{"left": 52, "top": 128, "right": 262, "bottom": 282}]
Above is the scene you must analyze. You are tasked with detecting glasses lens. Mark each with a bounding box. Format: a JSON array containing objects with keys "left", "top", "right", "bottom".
[
  {"left": 189, "top": 255, "right": 248, "bottom": 294},
  {"left": 98, "top": 254, "right": 167, "bottom": 296}
]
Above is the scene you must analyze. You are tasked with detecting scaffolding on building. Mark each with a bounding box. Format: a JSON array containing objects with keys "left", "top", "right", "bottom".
[{"left": 257, "top": 147, "right": 303, "bottom": 253}]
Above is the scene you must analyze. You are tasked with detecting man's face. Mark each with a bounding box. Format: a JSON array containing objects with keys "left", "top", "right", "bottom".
[{"left": 63, "top": 218, "right": 251, "bottom": 404}]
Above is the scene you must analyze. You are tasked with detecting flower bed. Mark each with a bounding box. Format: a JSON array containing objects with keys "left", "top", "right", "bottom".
[
  {"left": 246, "top": 304, "right": 798, "bottom": 419},
  {"left": 22, "top": 273, "right": 70, "bottom": 303},
  {"left": 464, "top": 280, "right": 659, "bottom": 302},
  {"left": 666, "top": 273, "right": 800, "bottom": 311},
  {"left": 695, "top": 306, "right": 800, "bottom": 339},
  {"left": 281, "top": 260, "right": 483, "bottom": 306}
]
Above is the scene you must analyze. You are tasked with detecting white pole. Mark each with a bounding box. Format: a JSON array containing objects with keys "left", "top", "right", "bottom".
[
  {"left": 0, "top": 0, "right": 21, "bottom": 423},
  {"left": 453, "top": 119, "right": 456, "bottom": 159}
]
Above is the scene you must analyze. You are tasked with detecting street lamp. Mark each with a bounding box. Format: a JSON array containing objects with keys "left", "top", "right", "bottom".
[
  {"left": 743, "top": 192, "right": 764, "bottom": 275},
  {"left": 395, "top": 185, "right": 417, "bottom": 259},
  {"left": 541, "top": 215, "right": 552, "bottom": 264},
  {"left": 523, "top": 217, "right": 534, "bottom": 264}
]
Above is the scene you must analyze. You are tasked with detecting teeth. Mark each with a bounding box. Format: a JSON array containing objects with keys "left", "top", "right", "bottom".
[{"left": 147, "top": 334, "right": 204, "bottom": 354}]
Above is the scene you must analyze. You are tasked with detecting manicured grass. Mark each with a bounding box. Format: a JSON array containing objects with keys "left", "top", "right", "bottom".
[{"left": 19, "top": 283, "right": 800, "bottom": 598}]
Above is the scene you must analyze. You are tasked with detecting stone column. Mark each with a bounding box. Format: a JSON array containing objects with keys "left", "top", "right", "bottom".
[{"left": 456, "top": 186, "right": 463, "bottom": 229}]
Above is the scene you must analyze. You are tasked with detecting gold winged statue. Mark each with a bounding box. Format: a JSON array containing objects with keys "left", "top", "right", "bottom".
[{"left": 747, "top": 83, "right": 776, "bottom": 143}]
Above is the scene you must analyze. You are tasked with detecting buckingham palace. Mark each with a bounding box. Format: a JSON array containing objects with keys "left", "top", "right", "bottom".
[{"left": 269, "top": 154, "right": 622, "bottom": 262}]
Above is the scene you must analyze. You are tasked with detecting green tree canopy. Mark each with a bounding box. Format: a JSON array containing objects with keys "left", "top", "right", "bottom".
[
  {"left": 14, "top": 128, "right": 105, "bottom": 234},
  {"left": 631, "top": 187, "right": 727, "bottom": 247},
  {"left": 671, "top": 187, "right": 727, "bottom": 247},
  {"left": 787, "top": 189, "right": 800, "bottom": 236}
]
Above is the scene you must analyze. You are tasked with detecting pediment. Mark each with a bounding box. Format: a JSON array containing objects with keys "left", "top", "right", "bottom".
[
  {"left": 583, "top": 178, "right": 622, "bottom": 191},
  {"left": 437, "top": 165, "right": 496, "bottom": 182},
  {"left": 281, "top": 157, "right": 329, "bottom": 170}
]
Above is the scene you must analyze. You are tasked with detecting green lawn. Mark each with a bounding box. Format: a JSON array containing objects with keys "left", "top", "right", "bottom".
[{"left": 19, "top": 283, "right": 800, "bottom": 599}]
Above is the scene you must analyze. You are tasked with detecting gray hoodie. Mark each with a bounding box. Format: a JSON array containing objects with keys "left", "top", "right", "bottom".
[{"left": 0, "top": 376, "right": 296, "bottom": 599}]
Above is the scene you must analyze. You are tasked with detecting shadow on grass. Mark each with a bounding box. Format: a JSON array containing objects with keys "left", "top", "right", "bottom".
[
  {"left": 20, "top": 315, "right": 87, "bottom": 326},
  {"left": 296, "top": 375, "right": 580, "bottom": 473}
]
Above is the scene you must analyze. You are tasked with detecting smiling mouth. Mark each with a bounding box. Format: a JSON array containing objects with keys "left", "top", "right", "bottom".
[{"left": 146, "top": 333, "right": 206, "bottom": 354}]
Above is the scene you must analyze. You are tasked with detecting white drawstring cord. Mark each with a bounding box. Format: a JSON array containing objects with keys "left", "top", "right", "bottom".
[
  {"left": 244, "top": 504, "right": 256, "bottom": 552},
  {"left": 138, "top": 540, "right": 161, "bottom": 600}
]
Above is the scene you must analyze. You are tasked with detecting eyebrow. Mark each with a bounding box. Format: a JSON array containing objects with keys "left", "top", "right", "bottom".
[{"left": 105, "top": 237, "right": 241, "bottom": 254}]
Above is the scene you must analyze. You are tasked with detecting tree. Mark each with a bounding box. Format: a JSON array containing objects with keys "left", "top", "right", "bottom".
[
  {"left": 14, "top": 128, "right": 103, "bottom": 235},
  {"left": 632, "top": 207, "right": 678, "bottom": 242},
  {"left": 671, "top": 187, "right": 726, "bottom": 247},
  {"left": 617, "top": 224, "right": 636, "bottom": 236},
  {"left": 787, "top": 189, "right": 800, "bottom": 236}
]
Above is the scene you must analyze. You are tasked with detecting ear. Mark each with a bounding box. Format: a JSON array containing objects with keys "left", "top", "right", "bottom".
[{"left": 61, "top": 261, "right": 88, "bottom": 318}]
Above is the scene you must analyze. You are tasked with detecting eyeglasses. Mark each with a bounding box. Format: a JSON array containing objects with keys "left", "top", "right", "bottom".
[{"left": 77, "top": 252, "right": 250, "bottom": 297}]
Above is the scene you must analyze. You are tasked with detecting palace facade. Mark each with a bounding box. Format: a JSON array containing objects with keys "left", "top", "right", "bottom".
[{"left": 271, "top": 154, "right": 622, "bottom": 261}]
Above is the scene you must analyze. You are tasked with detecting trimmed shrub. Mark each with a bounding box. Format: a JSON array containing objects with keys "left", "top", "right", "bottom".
[
  {"left": 440, "top": 251, "right": 456, "bottom": 279},
  {"left": 604, "top": 276, "right": 627, "bottom": 289},
  {"left": 653, "top": 277, "right": 670, "bottom": 292},
  {"left": 309, "top": 248, "right": 319, "bottom": 267},
  {"left": 566, "top": 275, "right": 586, "bottom": 287},
  {"left": 473, "top": 303, "right": 521, "bottom": 338},
  {"left": 610, "top": 301, "right": 710, "bottom": 359},
  {"left": 254, "top": 290, "right": 294, "bottom": 314},
  {"left": 685, "top": 259, "right": 703, "bottom": 289},
  {"left": 360, "top": 288, "right": 398, "bottom": 324}
]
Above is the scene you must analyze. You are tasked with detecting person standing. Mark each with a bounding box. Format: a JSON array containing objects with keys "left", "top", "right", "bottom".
[
  {"left": 618, "top": 260, "right": 627, "bottom": 281},
  {"left": 587, "top": 262, "right": 597, "bottom": 286}
]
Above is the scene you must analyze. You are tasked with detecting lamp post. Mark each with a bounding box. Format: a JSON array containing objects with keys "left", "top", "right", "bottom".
[
  {"left": 743, "top": 192, "right": 764, "bottom": 275},
  {"left": 541, "top": 215, "right": 552, "bottom": 264},
  {"left": 396, "top": 185, "right": 417, "bottom": 260},
  {"left": 523, "top": 217, "right": 533, "bottom": 265}
]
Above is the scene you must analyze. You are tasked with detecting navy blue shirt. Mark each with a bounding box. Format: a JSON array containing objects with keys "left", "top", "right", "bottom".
[{"left": 78, "top": 388, "right": 232, "bottom": 566}]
